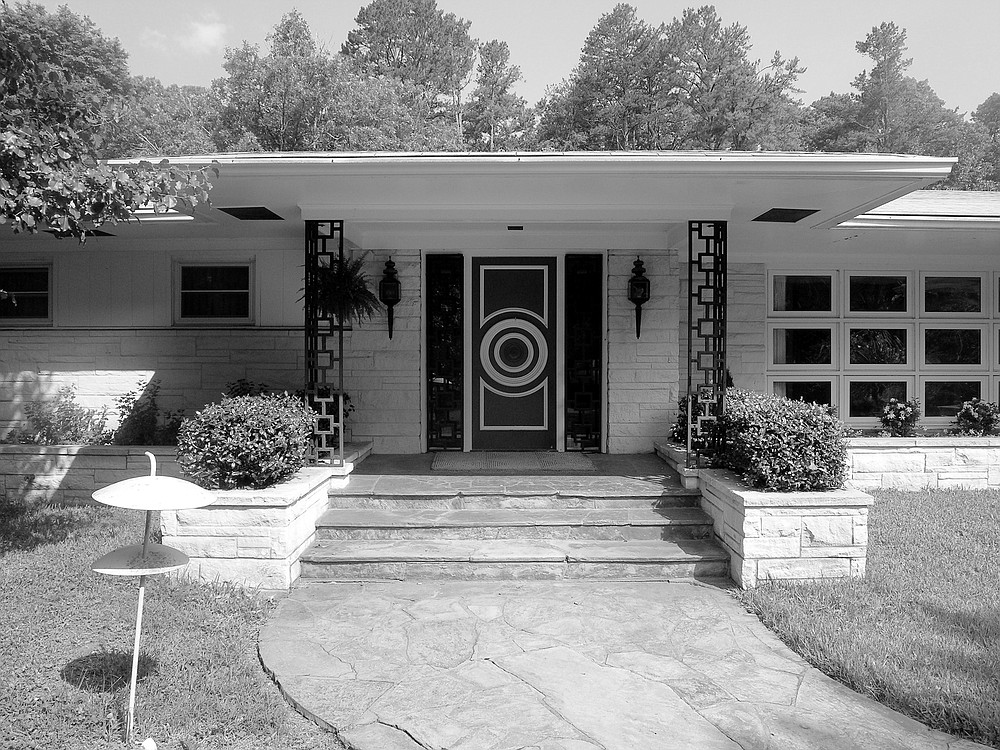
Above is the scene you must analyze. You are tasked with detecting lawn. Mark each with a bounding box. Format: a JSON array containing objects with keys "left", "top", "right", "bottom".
[
  {"left": 740, "top": 488, "right": 1000, "bottom": 749},
  {"left": 0, "top": 499, "right": 346, "bottom": 750}
]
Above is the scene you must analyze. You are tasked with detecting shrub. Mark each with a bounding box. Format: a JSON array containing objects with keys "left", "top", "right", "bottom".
[
  {"left": 879, "top": 397, "right": 920, "bottom": 437},
  {"left": 4, "top": 386, "right": 111, "bottom": 445},
  {"left": 176, "top": 393, "right": 315, "bottom": 490},
  {"left": 952, "top": 398, "right": 1000, "bottom": 436},
  {"left": 112, "top": 378, "right": 184, "bottom": 445},
  {"left": 715, "top": 389, "right": 847, "bottom": 491}
]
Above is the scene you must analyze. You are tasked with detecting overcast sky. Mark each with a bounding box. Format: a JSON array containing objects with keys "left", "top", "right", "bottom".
[{"left": 35, "top": 0, "right": 1000, "bottom": 115}]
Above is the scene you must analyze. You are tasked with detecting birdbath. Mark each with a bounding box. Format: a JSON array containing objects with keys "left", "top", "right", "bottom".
[{"left": 91, "top": 452, "right": 214, "bottom": 744}]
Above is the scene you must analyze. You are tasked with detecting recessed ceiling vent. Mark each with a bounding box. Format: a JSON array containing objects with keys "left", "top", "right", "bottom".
[
  {"left": 218, "top": 206, "right": 284, "bottom": 221},
  {"left": 507, "top": 225, "right": 524, "bottom": 231},
  {"left": 752, "top": 208, "right": 820, "bottom": 223}
]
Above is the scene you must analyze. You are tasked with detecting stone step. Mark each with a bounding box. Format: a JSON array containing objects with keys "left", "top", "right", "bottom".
[
  {"left": 299, "top": 539, "right": 730, "bottom": 582},
  {"left": 326, "top": 489, "right": 701, "bottom": 510},
  {"left": 315, "top": 507, "right": 713, "bottom": 542}
]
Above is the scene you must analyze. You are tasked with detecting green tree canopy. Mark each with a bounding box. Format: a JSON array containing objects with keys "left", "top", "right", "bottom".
[
  {"left": 213, "top": 10, "right": 459, "bottom": 152},
  {"left": 0, "top": 1, "right": 216, "bottom": 240},
  {"left": 536, "top": 4, "right": 803, "bottom": 151},
  {"left": 463, "top": 40, "right": 534, "bottom": 151},
  {"left": 342, "top": 0, "right": 477, "bottom": 131},
  {"left": 805, "top": 22, "right": 963, "bottom": 156}
]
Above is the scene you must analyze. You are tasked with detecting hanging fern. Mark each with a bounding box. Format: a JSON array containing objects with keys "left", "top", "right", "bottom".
[{"left": 313, "top": 257, "right": 382, "bottom": 323}]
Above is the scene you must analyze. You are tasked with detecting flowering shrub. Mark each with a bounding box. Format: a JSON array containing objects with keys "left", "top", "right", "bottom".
[
  {"left": 952, "top": 398, "right": 1000, "bottom": 436},
  {"left": 176, "top": 393, "right": 314, "bottom": 490},
  {"left": 715, "top": 389, "right": 847, "bottom": 491},
  {"left": 879, "top": 397, "right": 920, "bottom": 437}
]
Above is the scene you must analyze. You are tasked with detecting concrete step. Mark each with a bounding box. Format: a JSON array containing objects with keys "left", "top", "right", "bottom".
[
  {"left": 299, "top": 539, "right": 730, "bottom": 582},
  {"left": 315, "top": 507, "right": 713, "bottom": 542}
]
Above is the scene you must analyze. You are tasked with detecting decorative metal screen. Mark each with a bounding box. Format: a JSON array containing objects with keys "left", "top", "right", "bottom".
[
  {"left": 426, "top": 254, "right": 464, "bottom": 450},
  {"left": 304, "top": 220, "right": 345, "bottom": 466},
  {"left": 686, "top": 221, "right": 728, "bottom": 467}
]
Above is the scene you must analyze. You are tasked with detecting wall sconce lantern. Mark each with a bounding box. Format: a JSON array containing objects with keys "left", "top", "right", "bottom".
[
  {"left": 378, "top": 257, "right": 401, "bottom": 339},
  {"left": 627, "top": 257, "right": 651, "bottom": 338}
]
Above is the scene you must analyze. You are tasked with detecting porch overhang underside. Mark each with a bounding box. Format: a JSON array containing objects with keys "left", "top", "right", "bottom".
[{"left": 76, "top": 151, "right": 955, "bottom": 244}]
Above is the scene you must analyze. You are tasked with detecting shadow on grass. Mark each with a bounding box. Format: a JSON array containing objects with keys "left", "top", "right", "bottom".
[
  {"left": 0, "top": 500, "right": 104, "bottom": 554},
  {"left": 61, "top": 649, "right": 158, "bottom": 693}
]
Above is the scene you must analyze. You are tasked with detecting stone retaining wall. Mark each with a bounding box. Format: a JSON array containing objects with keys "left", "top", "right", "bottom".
[
  {"left": 160, "top": 467, "right": 345, "bottom": 591},
  {"left": 0, "top": 445, "right": 181, "bottom": 504},
  {"left": 655, "top": 441, "right": 873, "bottom": 588},
  {"left": 846, "top": 437, "right": 1000, "bottom": 490}
]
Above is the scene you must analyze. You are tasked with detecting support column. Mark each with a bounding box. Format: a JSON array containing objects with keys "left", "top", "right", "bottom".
[
  {"left": 686, "top": 221, "right": 728, "bottom": 467},
  {"left": 304, "top": 220, "right": 345, "bottom": 466}
]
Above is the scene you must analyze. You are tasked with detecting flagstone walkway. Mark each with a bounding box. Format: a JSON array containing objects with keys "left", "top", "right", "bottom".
[{"left": 260, "top": 579, "right": 987, "bottom": 750}]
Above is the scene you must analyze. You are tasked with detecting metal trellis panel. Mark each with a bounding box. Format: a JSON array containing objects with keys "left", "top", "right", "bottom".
[
  {"left": 304, "top": 220, "right": 345, "bottom": 466},
  {"left": 686, "top": 221, "right": 728, "bottom": 468}
]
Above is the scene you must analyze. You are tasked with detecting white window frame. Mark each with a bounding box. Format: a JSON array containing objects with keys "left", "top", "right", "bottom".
[
  {"left": 768, "top": 271, "right": 837, "bottom": 318},
  {"left": 767, "top": 322, "right": 838, "bottom": 369},
  {"left": 921, "top": 377, "right": 988, "bottom": 423},
  {"left": 919, "top": 323, "right": 988, "bottom": 371},
  {"left": 844, "top": 271, "right": 913, "bottom": 317},
  {"left": 0, "top": 263, "right": 53, "bottom": 326},
  {"left": 843, "top": 322, "right": 913, "bottom": 370},
  {"left": 173, "top": 260, "right": 255, "bottom": 326},
  {"left": 768, "top": 375, "right": 838, "bottom": 409},
  {"left": 843, "top": 376, "right": 915, "bottom": 427},
  {"left": 920, "top": 272, "right": 988, "bottom": 318}
]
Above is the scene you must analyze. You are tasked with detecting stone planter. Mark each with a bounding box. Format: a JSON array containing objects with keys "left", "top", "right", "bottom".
[
  {"left": 159, "top": 467, "right": 346, "bottom": 591},
  {"left": 846, "top": 437, "right": 1000, "bottom": 490},
  {"left": 656, "top": 441, "right": 873, "bottom": 588}
]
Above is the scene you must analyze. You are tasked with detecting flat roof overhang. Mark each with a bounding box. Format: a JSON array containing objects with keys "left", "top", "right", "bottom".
[{"left": 4, "top": 151, "right": 957, "bottom": 245}]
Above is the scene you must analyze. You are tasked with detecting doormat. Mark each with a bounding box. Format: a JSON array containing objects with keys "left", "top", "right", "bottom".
[{"left": 431, "top": 452, "right": 597, "bottom": 472}]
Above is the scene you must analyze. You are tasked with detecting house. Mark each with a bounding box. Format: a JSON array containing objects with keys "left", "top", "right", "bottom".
[{"left": 6, "top": 151, "right": 998, "bottom": 456}]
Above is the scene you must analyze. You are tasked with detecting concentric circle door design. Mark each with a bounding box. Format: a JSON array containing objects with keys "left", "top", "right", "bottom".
[{"left": 472, "top": 258, "right": 556, "bottom": 449}]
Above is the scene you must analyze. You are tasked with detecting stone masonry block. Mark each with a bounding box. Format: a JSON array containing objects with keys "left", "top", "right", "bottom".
[
  {"left": 758, "top": 557, "right": 851, "bottom": 581},
  {"left": 742, "top": 535, "right": 801, "bottom": 558},
  {"left": 853, "top": 518, "right": 868, "bottom": 546},
  {"left": 759, "top": 516, "right": 802, "bottom": 539},
  {"left": 801, "top": 516, "right": 854, "bottom": 547},
  {"left": 880, "top": 473, "right": 937, "bottom": 490},
  {"left": 852, "top": 452, "right": 925, "bottom": 474}
]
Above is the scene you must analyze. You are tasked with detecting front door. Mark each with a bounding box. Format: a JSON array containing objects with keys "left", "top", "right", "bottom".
[{"left": 472, "top": 257, "right": 557, "bottom": 449}]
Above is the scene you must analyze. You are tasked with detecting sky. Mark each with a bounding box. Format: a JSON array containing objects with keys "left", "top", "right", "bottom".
[{"left": 33, "top": 0, "right": 1000, "bottom": 115}]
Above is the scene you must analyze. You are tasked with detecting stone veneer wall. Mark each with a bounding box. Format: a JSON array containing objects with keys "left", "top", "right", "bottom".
[
  {"left": 846, "top": 438, "right": 1000, "bottom": 490},
  {"left": 656, "top": 442, "right": 872, "bottom": 588},
  {"left": 0, "top": 328, "right": 304, "bottom": 436},
  {"left": 340, "top": 249, "right": 422, "bottom": 454},
  {"left": 606, "top": 250, "right": 679, "bottom": 453},
  {"left": 0, "top": 446, "right": 180, "bottom": 504}
]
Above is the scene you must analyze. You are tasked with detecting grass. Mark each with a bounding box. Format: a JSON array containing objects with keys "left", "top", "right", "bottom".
[
  {"left": 0, "top": 499, "right": 347, "bottom": 750},
  {"left": 740, "top": 488, "right": 1000, "bottom": 748}
]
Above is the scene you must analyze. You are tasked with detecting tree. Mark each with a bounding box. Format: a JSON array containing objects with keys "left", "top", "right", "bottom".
[
  {"left": 97, "top": 78, "right": 217, "bottom": 158},
  {"left": 0, "top": 2, "right": 216, "bottom": 240},
  {"left": 463, "top": 41, "right": 533, "bottom": 151},
  {"left": 804, "top": 22, "right": 962, "bottom": 157},
  {"left": 213, "top": 10, "right": 460, "bottom": 152},
  {"left": 342, "top": 0, "right": 477, "bottom": 132},
  {"left": 536, "top": 4, "right": 803, "bottom": 151},
  {"left": 940, "top": 93, "right": 1000, "bottom": 190}
]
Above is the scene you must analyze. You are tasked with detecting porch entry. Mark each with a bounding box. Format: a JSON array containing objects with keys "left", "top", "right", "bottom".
[{"left": 426, "top": 254, "right": 603, "bottom": 452}]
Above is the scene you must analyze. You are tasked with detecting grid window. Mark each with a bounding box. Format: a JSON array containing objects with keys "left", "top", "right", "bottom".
[
  {"left": 923, "top": 328, "right": 982, "bottom": 366},
  {"left": 924, "top": 276, "right": 981, "bottom": 314},
  {"left": 849, "top": 275, "right": 907, "bottom": 313},
  {"left": 0, "top": 266, "right": 50, "bottom": 322},
  {"left": 773, "top": 380, "right": 832, "bottom": 405},
  {"left": 772, "top": 274, "right": 832, "bottom": 313},
  {"left": 178, "top": 264, "right": 251, "bottom": 321},
  {"left": 848, "top": 380, "right": 908, "bottom": 419},
  {"left": 849, "top": 328, "right": 908, "bottom": 365},
  {"left": 924, "top": 381, "right": 981, "bottom": 417},
  {"left": 772, "top": 328, "right": 832, "bottom": 365}
]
